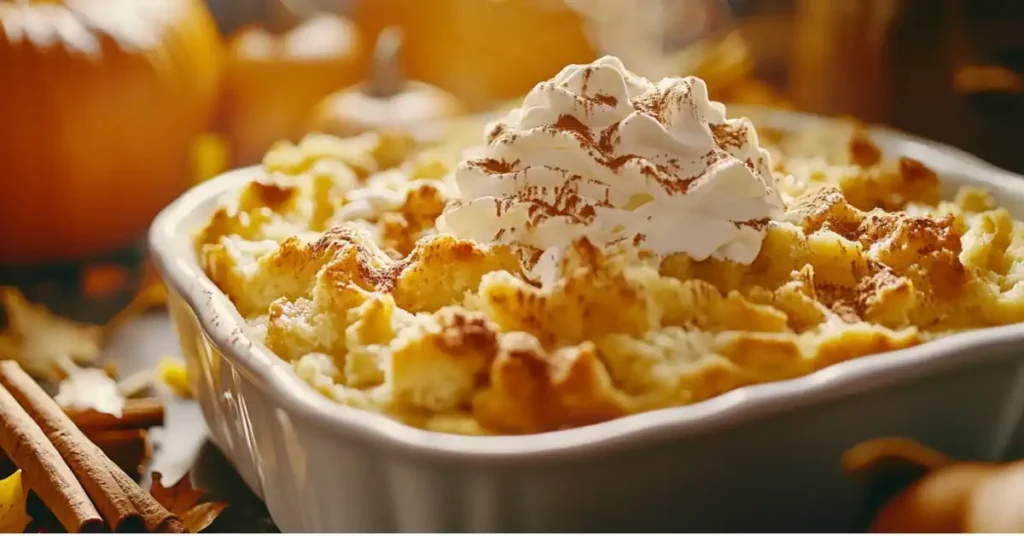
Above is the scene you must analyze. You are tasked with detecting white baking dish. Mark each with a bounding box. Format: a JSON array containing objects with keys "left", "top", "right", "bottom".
[{"left": 150, "top": 108, "right": 1024, "bottom": 532}]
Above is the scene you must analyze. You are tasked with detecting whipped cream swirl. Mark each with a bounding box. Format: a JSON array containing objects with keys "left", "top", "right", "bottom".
[{"left": 437, "top": 56, "right": 783, "bottom": 284}]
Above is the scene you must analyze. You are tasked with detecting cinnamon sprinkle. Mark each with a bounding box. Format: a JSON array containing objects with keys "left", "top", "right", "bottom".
[
  {"left": 525, "top": 247, "right": 546, "bottom": 270},
  {"left": 470, "top": 71, "right": 777, "bottom": 248},
  {"left": 710, "top": 122, "right": 746, "bottom": 150},
  {"left": 436, "top": 311, "right": 498, "bottom": 356},
  {"left": 486, "top": 124, "right": 506, "bottom": 145},
  {"left": 580, "top": 66, "right": 593, "bottom": 100},
  {"left": 597, "top": 122, "right": 620, "bottom": 154},
  {"left": 734, "top": 218, "right": 770, "bottom": 231},
  {"left": 474, "top": 158, "right": 519, "bottom": 174},
  {"left": 552, "top": 114, "right": 594, "bottom": 145},
  {"left": 593, "top": 93, "right": 618, "bottom": 106}
]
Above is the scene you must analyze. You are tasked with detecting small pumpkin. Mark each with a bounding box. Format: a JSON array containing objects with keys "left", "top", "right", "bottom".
[
  {"left": 845, "top": 437, "right": 1024, "bottom": 532},
  {"left": 352, "top": 0, "right": 595, "bottom": 111},
  {"left": 0, "top": 0, "right": 223, "bottom": 265},
  {"left": 222, "top": 5, "right": 366, "bottom": 166},
  {"left": 308, "top": 27, "right": 465, "bottom": 143}
]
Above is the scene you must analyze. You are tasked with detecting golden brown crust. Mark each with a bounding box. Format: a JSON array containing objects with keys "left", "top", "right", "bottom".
[{"left": 194, "top": 123, "right": 1024, "bottom": 435}]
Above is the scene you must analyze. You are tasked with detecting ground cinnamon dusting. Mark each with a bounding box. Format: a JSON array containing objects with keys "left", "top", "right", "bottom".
[
  {"left": 631, "top": 85, "right": 675, "bottom": 124},
  {"left": 524, "top": 247, "right": 546, "bottom": 270},
  {"left": 711, "top": 123, "right": 746, "bottom": 150},
  {"left": 593, "top": 93, "right": 618, "bottom": 106},
  {"left": 474, "top": 158, "right": 519, "bottom": 174},
  {"left": 552, "top": 114, "right": 595, "bottom": 145},
  {"left": 436, "top": 312, "right": 498, "bottom": 356},
  {"left": 735, "top": 218, "right": 770, "bottom": 231},
  {"left": 597, "top": 122, "right": 620, "bottom": 154},
  {"left": 358, "top": 251, "right": 416, "bottom": 294},
  {"left": 486, "top": 122, "right": 506, "bottom": 144}
]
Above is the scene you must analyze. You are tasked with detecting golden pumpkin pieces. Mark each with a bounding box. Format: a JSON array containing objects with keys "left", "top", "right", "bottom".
[
  {"left": 0, "top": 0, "right": 223, "bottom": 264},
  {"left": 844, "top": 437, "right": 1024, "bottom": 532},
  {"left": 0, "top": 471, "right": 30, "bottom": 533},
  {"left": 0, "top": 287, "right": 102, "bottom": 382},
  {"left": 309, "top": 27, "right": 466, "bottom": 143},
  {"left": 222, "top": 8, "right": 366, "bottom": 166}
]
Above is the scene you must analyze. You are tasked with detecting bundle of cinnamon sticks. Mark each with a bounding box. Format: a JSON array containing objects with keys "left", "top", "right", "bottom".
[{"left": 0, "top": 361, "right": 182, "bottom": 532}]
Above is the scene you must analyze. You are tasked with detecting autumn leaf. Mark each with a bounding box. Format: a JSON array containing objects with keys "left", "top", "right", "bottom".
[
  {"left": 0, "top": 287, "right": 103, "bottom": 381},
  {"left": 0, "top": 470, "right": 31, "bottom": 533},
  {"left": 151, "top": 472, "right": 228, "bottom": 533},
  {"left": 53, "top": 358, "right": 126, "bottom": 418},
  {"left": 102, "top": 265, "right": 168, "bottom": 339}
]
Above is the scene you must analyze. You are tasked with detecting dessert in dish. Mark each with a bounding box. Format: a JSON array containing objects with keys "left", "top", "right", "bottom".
[{"left": 196, "top": 56, "right": 1024, "bottom": 435}]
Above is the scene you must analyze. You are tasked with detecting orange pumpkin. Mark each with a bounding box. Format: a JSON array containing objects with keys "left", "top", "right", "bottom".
[
  {"left": 222, "top": 10, "right": 366, "bottom": 166},
  {"left": 353, "top": 0, "right": 596, "bottom": 111},
  {"left": 309, "top": 28, "right": 465, "bottom": 142},
  {"left": 0, "top": 0, "right": 223, "bottom": 265},
  {"left": 846, "top": 437, "right": 1024, "bottom": 533}
]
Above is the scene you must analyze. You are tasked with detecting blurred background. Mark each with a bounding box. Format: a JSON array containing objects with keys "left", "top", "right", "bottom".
[{"left": 2, "top": 0, "right": 1024, "bottom": 278}]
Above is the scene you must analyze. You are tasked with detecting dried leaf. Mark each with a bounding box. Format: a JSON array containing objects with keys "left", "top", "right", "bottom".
[
  {"left": 0, "top": 470, "right": 31, "bottom": 533},
  {"left": 103, "top": 269, "right": 168, "bottom": 339},
  {"left": 0, "top": 287, "right": 102, "bottom": 381},
  {"left": 179, "top": 501, "right": 230, "bottom": 534},
  {"left": 158, "top": 356, "right": 193, "bottom": 398},
  {"left": 151, "top": 472, "right": 229, "bottom": 533},
  {"left": 54, "top": 359, "right": 125, "bottom": 418}
]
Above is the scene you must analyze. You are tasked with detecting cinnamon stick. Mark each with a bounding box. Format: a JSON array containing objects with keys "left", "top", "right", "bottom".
[
  {"left": 0, "top": 362, "right": 169, "bottom": 532},
  {"left": 0, "top": 381, "right": 104, "bottom": 533},
  {"left": 90, "top": 429, "right": 152, "bottom": 478},
  {"left": 0, "top": 428, "right": 152, "bottom": 479},
  {"left": 66, "top": 398, "right": 165, "bottom": 431},
  {"left": 108, "top": 465, "right": 186, "bottom": 533}
]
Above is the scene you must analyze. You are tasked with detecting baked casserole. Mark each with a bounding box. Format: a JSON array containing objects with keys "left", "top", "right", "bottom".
[{"left": 195, "top": 57, "right": 1024, "bottom": 435}]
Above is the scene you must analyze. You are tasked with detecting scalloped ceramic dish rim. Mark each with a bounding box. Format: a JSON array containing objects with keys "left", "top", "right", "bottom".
[{"left": 150, "top": 107, "right": 1024, "bottom": 465}]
